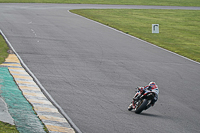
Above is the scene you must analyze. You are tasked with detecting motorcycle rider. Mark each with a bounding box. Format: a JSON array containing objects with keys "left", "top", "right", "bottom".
[{"left": 130, "top": 81, "right": 159, "bottom": 110}]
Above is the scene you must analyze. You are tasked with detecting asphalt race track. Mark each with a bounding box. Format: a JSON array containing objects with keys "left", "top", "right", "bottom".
[{"left": 0, "top": 3, "right": 200, "bottom": 133}]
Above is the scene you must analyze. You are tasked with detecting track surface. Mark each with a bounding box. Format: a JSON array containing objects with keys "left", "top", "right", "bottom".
[{"left": 1, "top": 4, "right": 200, "bottom": 133}]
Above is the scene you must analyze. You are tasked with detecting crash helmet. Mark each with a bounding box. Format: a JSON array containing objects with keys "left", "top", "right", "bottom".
[
  {"left": 149, "top": 81, "right": 156, "bottom": 86},
  {"left": 149, "top": 81, "right": 157, "bottom": 89}
]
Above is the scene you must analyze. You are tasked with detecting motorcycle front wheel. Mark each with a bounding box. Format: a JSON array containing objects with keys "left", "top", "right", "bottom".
[
  {"left": 135, "top": 99, "right": 148, "bottom": 114},
  {"left": 128, "top": 103, "right": 133, "bottom": 111}
]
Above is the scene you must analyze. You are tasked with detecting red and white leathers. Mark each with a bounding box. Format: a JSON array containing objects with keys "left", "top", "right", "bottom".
[{"left": 132, "top": 82, "right": 159, "bottom": 109}]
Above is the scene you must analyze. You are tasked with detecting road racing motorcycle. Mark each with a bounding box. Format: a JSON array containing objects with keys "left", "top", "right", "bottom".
[{"left": 128, "top": 86, "right": 159, "bottom": 114}]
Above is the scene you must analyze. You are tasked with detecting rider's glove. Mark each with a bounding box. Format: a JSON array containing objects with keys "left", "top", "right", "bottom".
[{"left": 138, "top": 87, "right": 144, "bottom": 93}]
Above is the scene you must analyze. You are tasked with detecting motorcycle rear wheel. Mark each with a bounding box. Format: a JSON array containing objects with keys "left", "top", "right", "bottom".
[{"left": 135, "top": 99, "right": 148, "bottom": 114}]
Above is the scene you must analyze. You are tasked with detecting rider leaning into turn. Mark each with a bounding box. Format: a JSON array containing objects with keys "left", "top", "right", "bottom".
[{"left": 132, "top": 81, "right": 159, "bottom": 110}]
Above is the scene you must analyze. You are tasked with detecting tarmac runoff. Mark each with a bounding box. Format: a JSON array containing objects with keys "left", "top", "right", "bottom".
[
  {"left": 0, "top": 96, "right": 14, "bottom": 125},
  {"left": 0, "top": 54, "right": 75, "bottom": 133}
]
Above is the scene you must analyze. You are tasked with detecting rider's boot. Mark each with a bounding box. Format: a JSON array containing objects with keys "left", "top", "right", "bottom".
[
  {"left": 144, "top": 104, "right": 151, "bottom": 110},
  {"left": 145, "top": 99, "right": 156, "bottom": 110}
]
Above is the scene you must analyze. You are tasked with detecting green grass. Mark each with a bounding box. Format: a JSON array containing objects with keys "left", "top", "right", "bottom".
[
  {"left": 71, "top": 9, "right": 200, "bottom": 62},
  {"left": 0, "top": 121, "right": 19, "bottom": 133},
  {"left": 0, "top": 0, "right": 200, "bottom": 6},
  {"left": 0, "top": 34, "right": 9, "bottom": 64}
]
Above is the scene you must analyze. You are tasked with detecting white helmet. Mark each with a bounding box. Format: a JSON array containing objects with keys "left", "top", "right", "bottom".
[{"left": 149, "top": 81, "right": 156, "bottom": 86}]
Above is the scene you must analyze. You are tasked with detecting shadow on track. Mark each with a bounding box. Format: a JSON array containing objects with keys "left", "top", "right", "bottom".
[{"left": 139, "top": 112, "right": 162, "bottom": 117}]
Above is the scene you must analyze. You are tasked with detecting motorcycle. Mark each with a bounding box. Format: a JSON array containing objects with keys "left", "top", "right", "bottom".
[{"left": 128, "top": 87, "right": 159, "bottom": 114}]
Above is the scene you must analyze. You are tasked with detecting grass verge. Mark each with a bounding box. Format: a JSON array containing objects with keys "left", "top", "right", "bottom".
[
  {"left": 0, "top": 34, "right": 9, "bottom": 64},
  {"left": 0, "top": 0, "right": 200, "bottom": 6},
  {"left": 0, "top": 121, "right": 19, "bottom": 133},
  {"left": 71, "top": 9, "right": 200, "bottom": 62}
]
